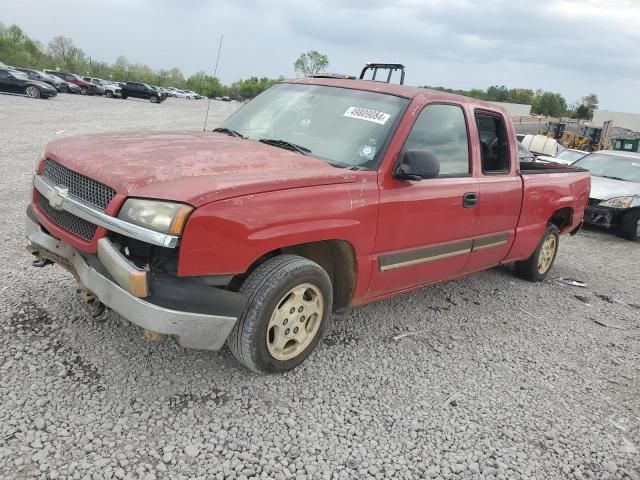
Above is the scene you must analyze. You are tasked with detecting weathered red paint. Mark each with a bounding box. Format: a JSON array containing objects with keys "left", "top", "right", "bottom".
[{"left": 32, "top": 78, "right": 590, "bottom": 308}]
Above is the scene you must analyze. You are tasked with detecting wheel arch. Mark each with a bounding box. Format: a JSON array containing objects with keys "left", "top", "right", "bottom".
[
  {"left": 549, "top": 207, "right": 573, "bottom": 233},
  {"left": 236, "top": 239, "right": 357, "bottom": 310}
]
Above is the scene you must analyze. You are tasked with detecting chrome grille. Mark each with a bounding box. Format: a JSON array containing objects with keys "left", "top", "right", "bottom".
[
  {"left": 41, "top": 159, "right": 116, "bottom": 210},
  {"left": 37, "top": 192, "right": 97, "bottom": 241}
]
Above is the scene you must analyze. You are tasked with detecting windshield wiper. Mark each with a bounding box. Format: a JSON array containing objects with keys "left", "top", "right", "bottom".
[
  {"left": 600, "top": 175, "right": 627, "bottom": 181},
  {"left": 259, "top": 138, "right": 311, "bottom": 156},
  {"left": 212, "top": 127, "right": 245, "bottom": 138}
]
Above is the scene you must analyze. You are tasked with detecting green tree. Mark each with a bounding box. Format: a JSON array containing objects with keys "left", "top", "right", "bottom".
[
  {"left": 580, "top": 93, "right": 599, "bottom": 119},
  {"left": 575, "top": 104, "right": 590, "bottom": 119},
  {"left": 532, "top": 91, "right": 567, "bottom": 117},
  {"left": 293, "top": 50, "right": 329, "bottom": 77},
  {"left": 48, "top": 35, "right": 87, "bottom": 72}
]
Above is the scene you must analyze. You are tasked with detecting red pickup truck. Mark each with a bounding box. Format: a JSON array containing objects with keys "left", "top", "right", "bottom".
[{"left": 26, "top": 77, "right": 590, "bottom": 373}]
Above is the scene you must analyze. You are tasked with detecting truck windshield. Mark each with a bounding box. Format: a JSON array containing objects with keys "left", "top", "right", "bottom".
[
  {"left": 573, "top": 153, "right": 640, "bottom": 183},
  {"left": 219, "top": 83, "right": 410, "bottom": 169}
]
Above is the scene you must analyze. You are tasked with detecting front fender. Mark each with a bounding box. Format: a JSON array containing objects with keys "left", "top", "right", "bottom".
[{"left": 177, "top": 174, "right": 379, "bottom": 277}]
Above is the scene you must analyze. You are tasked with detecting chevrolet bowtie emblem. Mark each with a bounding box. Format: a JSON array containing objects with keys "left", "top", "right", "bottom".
[{"left": 49, "top": 186, "right": 68, "bottom": 210}]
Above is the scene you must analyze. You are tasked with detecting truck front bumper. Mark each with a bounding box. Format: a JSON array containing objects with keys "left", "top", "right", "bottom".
[{"left": 26, "top": 210, "right": 244, "bottom": 351}]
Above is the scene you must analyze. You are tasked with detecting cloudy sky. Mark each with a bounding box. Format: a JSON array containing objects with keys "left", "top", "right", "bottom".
[{"left": 3, "top": 0, "right": 640, "bottom": 111}]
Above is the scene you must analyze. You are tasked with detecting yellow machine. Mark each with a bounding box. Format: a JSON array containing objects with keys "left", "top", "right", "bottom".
[{"left": 554, "top": 120, "right": 612, "bottom": 152}]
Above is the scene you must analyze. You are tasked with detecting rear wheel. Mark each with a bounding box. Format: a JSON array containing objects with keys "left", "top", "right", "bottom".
[
  {"left": 620, "top": 209, "right": 640, "bottom": 241},
  {"left": 515, "top": 223, "right": 559, "bottom": 282},
  {"left": 25, "top": 86, "right": 40, "bottom": 98},
  {"left": 228, "top": 255, "right": 333, "bottom": 373}
]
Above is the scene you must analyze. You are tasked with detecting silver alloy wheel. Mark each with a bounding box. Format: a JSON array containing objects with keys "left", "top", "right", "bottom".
[
  {"left": 25, "top": 86, "right": 39, "bottom": 98},
  {"left": 537, "top": 234, "right": 557, "bottom": 274},
  {"left": 266, "top": 283, "right": 324, "bottom": 361},
  {"left": 636, "top": 218, "right": 640, "bottom": 238}
]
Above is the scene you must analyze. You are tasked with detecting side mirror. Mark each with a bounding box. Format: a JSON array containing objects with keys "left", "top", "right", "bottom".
[{"left": 394, "top": 149, "right": 440, "bottom": 181}]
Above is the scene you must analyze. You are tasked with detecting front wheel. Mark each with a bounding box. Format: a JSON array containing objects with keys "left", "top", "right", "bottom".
[
  {"left": 105, "top": 90, "right": 113, "bottom": 98},
  {"left": 515, "top": 223, "right": 559, "bottom": 282},
  {"left": 619, "top": 209, "right": 640, "bottom": 241},
  {"left": 228, "top": 255, "right": 333, "bottom": 373},
  {"left": 80, "top": 87, "right": 88, "bottom": 95},
  {"left": 25, "top": 86, "right": 40, "bottom": 98},
  {"left": 149, "top": 95, "right": 158, "bottom": 103}
]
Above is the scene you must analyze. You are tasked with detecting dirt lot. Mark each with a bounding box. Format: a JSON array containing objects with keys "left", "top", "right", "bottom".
[{"left": 0, "top": 93, "right": 639, "bottom": 480}]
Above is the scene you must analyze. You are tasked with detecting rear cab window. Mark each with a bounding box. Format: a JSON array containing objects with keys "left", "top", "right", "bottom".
[{"left": 476, "top": 112, "right": 511, "bottom": 174}]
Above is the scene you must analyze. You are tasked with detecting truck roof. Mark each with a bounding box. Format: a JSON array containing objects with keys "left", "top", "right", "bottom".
[{"left": 285, "top": 77, "right": 502, "bottom": 113}]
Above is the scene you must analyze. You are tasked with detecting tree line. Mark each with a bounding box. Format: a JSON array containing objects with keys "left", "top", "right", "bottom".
[
  {"left": 423, "top": 84, "right": 598, "bottom": 119},
  {"left": 0, "top": 23, "right": 280, "bottom": 99}
]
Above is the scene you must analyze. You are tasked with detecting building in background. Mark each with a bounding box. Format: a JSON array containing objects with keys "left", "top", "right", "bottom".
[
  {"left": 592, "top": 110, "right": 640, "bottom": 132},
  {"left": 489, "top": 101, "right": 532, "bottom": 117}
]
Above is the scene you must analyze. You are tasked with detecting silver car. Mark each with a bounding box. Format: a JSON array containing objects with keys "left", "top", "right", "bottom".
[
  {"left": 536, "top": 148, "right": 587, "bottom": 165},
  {"left": 575, "top": 150, "right": 640, "bottom": 240}
]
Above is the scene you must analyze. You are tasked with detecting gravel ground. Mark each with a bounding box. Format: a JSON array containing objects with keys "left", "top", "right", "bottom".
[{"left": 0, "top": 93, "right": 639, "bottom": 480}]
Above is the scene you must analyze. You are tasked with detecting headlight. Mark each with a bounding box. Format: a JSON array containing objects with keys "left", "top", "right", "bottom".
[
  {"left": 117, "top": 199, "right": 193, "bottom": 235},
  {"left": 598, "top": 196, "right": 640, "bottom": 209},
  {"left": 35, "top": 149, "right": 45, "bottom": 173}
]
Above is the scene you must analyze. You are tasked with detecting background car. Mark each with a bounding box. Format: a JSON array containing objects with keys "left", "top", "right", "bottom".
[
  {"left": 62, "top": 81, "right": 81, "bottom": 94},
  {"left": 536, "top": 148, "right": 587, "bottom": 165},
  {"left": 518, "top": 142, "right": 535, "bottom": 163},
  {"left": 84, "top": 77, "right": 121, "bottom": 98},
  {"left": 575, "top": 150, "right": 640, "bottom": 240},
  {"left": 13, "top": 68, "right": 64, "bottom": 91},
  {"left": 0, "top": 68, "right": 57, "bottom": 99},
  {"left": 120, "top": 82, "right": 166, "bottom": 103},
  {"left": 45, "top": 70, "right": 97, "bottom": 95}
]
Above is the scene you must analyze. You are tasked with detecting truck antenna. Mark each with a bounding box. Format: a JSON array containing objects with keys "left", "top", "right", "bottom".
[{"left": 203, "top": 34, "right": 224, "bottom": 132}]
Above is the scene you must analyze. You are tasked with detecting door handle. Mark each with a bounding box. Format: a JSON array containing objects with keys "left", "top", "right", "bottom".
[{"left": 463, "top": 192, "right": 478, "bottom": 208}]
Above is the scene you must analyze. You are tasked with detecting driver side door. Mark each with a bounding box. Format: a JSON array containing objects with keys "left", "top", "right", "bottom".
[{"left": 367, "top": 103, "right": 479, "bottom": 299}]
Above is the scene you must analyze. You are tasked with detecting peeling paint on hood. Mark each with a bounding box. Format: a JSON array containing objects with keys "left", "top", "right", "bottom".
[{"left": 44, "top": 131, "right": 358, "bottom": 206}]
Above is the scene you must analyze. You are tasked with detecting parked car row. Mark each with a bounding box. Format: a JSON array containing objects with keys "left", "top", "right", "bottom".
[
  {"left": 1, "top": 62, "right": 204, "bottom": 102},
  {"left": 0, "top": 67, "right": 58, "bottom": 99}
]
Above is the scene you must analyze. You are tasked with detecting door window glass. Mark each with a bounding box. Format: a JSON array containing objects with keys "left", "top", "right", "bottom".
[{"left": 403, "top": 104, "right": 470, "bottom": 176}]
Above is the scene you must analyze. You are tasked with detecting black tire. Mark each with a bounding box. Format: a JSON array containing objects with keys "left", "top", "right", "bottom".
[
  {"left": 105, "top": 90, "right": 113, "bottom": 98},
  {"left": 228, "top": 255, "right": 333, "bottom": 373},
  {"left": 150, "top": 95, "right": 159, "bottom": 103},
  {"left": 515, "top": 223, "right": 559, "bottom": 282},
  {"left": 25, "top": 86, "right": 40, "bottom": 99},
  {"left": 619, "top": 209, "right": 640, "bottom": 241},
  {"left": 121, "top": 94, "right": 127, "bottom": 100},
  {"left": 80, "top": 87, "right": 88, "bottom": 95}
]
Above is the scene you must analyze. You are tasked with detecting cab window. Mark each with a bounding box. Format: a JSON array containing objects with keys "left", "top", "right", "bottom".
[
  {"left": 403, "top": 104, "right": 470, "bottom": 176},
  {"left": 476, "top": 112, "right": 510, "bottom": 173}
]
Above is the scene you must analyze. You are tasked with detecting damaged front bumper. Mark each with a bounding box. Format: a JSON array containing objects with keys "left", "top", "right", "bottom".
[
  {"left": 584, "top": 206, "right": 622, "bottom": 229},
  {"left": 25, "top": 207, "right": 245, "bottom": 351}
]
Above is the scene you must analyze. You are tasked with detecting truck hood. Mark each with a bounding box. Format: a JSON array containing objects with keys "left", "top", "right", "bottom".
[
  {"left": 44, "top": 132, "right": 358, "bottom": 206},
  {"left": 590, "top": 175, "right": 640, "bottom": 200}
]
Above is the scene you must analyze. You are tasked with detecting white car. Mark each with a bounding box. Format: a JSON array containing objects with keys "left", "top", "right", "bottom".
[
  {"left": 84, "top": 77, "right": 121, "bottom": 98},
  {"left": 174, "top": 90, "right": 196, "bottom": 99},
  {"left": 536, "top": 149, "right": 587, "bottom": 165}
]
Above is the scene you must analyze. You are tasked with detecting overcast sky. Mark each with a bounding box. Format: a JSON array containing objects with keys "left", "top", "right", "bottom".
[{"left": 3, "top": 0, "right": 639, "bottom": 111}]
